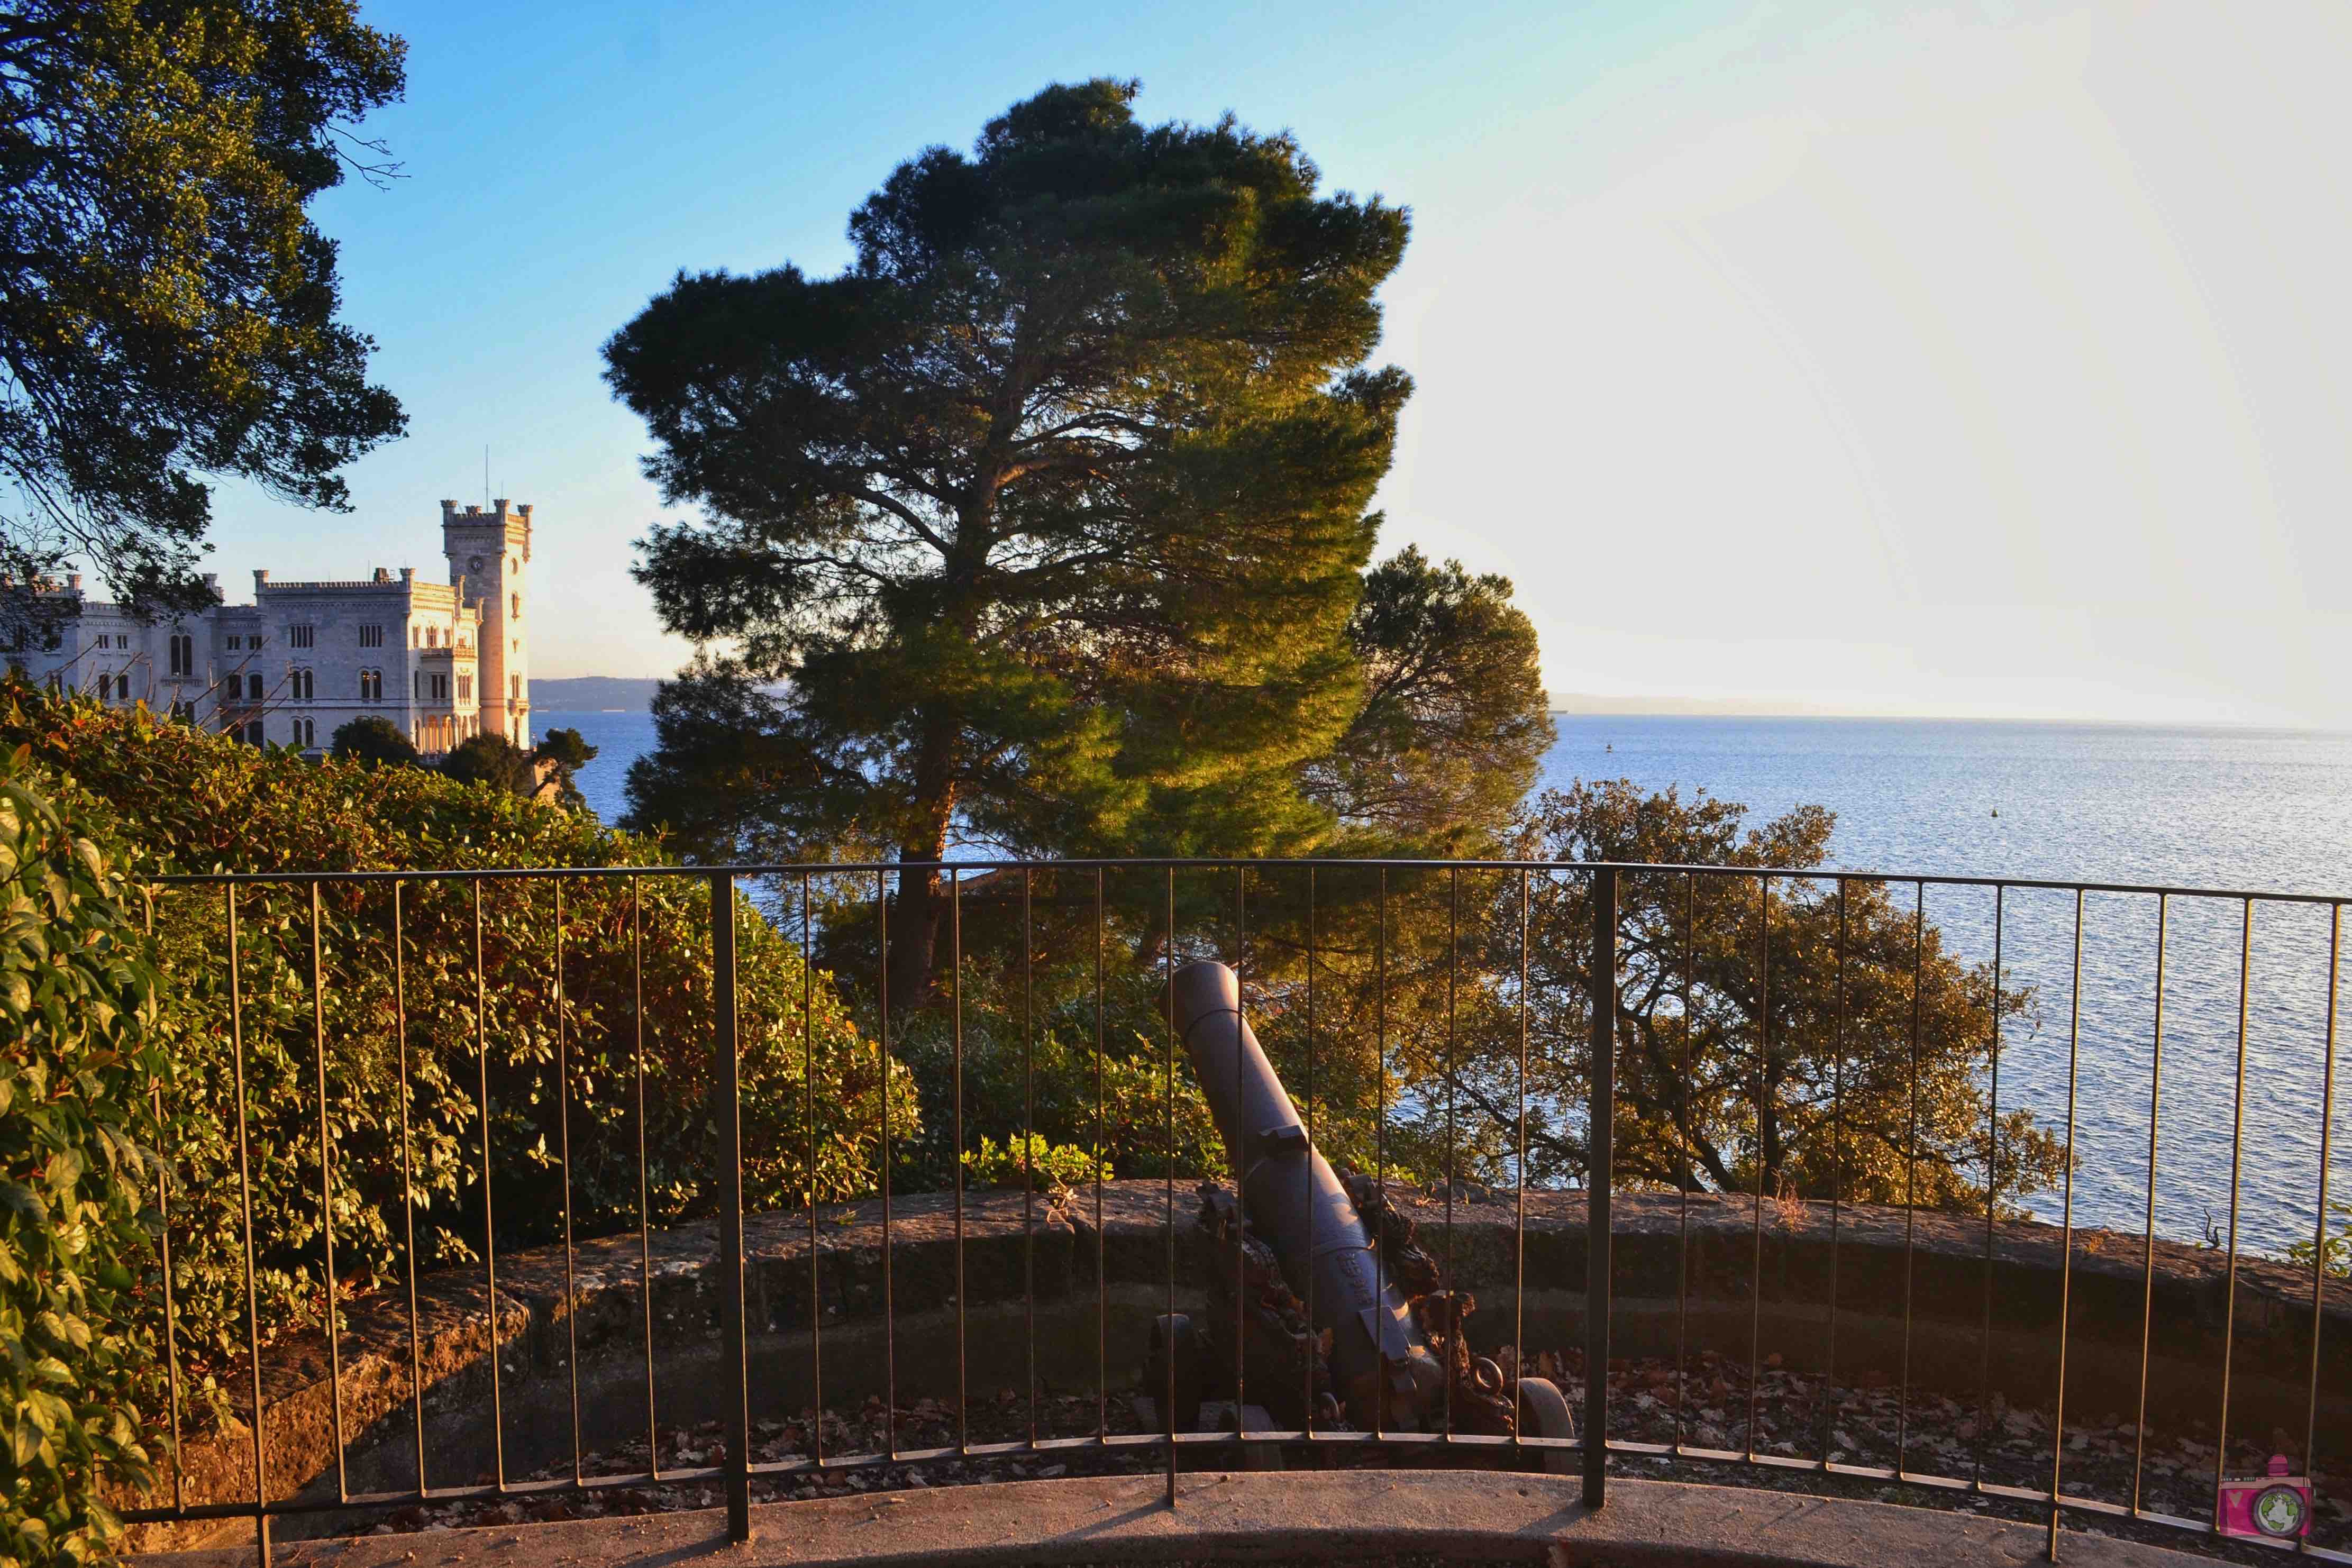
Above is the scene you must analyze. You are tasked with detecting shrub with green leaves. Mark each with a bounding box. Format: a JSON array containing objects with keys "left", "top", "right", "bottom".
[
  {"left": 0, "top": 748, "right": 171, "bottom": 1565},
  {"left": 0, "top": 686, "right": 913, "bottom": 1423},
  {"left": 959, "top": 1134, "right": 1108, "bottom": 1201}
]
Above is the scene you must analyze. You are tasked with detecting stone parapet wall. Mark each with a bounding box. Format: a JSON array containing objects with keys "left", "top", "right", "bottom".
[{"left": 124, "top": 1184, "right": 2349, "bottom": 1550}]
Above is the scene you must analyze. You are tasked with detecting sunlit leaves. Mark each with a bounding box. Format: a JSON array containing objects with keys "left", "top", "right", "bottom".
[
  {"left": 0, "top": 750, "right": 169, "bottom": 1566},
  {"left": 0, "top": 687, "right": 910, "bottom": 1527}
]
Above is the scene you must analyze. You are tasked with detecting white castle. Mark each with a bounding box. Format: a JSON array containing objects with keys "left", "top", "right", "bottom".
[{"left": 7, "top": 499, "right": 533, "bottom": 758}]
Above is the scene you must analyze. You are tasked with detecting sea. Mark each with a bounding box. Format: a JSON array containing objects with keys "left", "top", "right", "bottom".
[{"left": 538, "top": 707, "right": 2352, "bottom": 1255}]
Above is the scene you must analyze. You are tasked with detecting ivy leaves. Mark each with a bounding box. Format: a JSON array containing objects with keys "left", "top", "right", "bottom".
[{"left": 0, "top": 757, "right": 167, "bottom": 1566}]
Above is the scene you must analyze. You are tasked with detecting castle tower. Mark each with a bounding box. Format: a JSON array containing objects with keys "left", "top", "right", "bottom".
[{"left": 441, "top": 498, "right": 532, "bottom": 744}]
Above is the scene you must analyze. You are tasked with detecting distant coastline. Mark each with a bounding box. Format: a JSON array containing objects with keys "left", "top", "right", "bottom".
[
  {"left": 531, "top": 677, "right": 2307, "bottom": 732},
  {"left": 533, "top": 676, "right": 664, "bottom": 712}
]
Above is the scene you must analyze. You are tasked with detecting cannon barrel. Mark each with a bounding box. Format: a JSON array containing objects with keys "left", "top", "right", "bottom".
[{"left": 1171, "top": 959, "right": 1445, "bottom": 1429}]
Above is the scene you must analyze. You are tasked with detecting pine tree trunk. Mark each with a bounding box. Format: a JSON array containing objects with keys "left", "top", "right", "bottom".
[
  {"left": 886, "top": 721, "right": 960, "bottom": 1014},
  {"left": 887, "top": 857, "right": 942, "bottom": 1017}
]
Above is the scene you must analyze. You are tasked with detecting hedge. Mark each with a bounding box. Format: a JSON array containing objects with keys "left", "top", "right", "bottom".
[
  {"left": 0, "top": 747, "right": 170, "bottom": 1564},
  {"left": 0, "top": 686, "right": 912, "bottom": 1429}
]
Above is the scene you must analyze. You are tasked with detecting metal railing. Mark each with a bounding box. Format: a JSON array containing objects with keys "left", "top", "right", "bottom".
[{"left": 123, "top": 858, "right": 2349, "bottom": 1565}]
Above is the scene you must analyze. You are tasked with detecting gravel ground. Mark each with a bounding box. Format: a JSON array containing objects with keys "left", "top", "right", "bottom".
[{"left": 358, "top": 1351, "right": 2343, "bottom": 1565}]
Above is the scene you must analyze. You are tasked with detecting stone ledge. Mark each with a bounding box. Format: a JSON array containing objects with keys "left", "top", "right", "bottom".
[
  {"left": 127, "top": 1184, "right": 2349, "bottom": 1549},
  {"left": 134, "top": 1470, "right": 2223, "bottom": 1568}
]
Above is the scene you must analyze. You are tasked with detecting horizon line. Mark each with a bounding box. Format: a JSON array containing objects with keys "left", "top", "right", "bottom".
[{"left": 527, "top": 674, "right": 2336, "bottom": 734}]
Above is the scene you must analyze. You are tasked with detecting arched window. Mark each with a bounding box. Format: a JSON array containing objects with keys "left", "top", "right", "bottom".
[
  {"left": 244, "top": 719, "right": 263, "bottom": 746},
  {"left": 510, "top": 592, "right": 520, "bottom": 618},
  {"left": 247, "top": 672, "right": 263, "bottom": 700},
  {"left": 168, "top": 633, "right": 193, "bottom": 676},
  {"left": 290, "top": 668, "right": 313, "bottom": 701},
  {"left": 509, "top": 674, "right": 519, "bottom": 701},
  {"left": 426, "top": 626, "right": 439, "bottom": 649}
]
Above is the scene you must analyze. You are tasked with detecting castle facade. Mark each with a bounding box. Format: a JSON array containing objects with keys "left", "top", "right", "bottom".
[{"left": 7, "top": 499, "right": 534, "bottom": 758}]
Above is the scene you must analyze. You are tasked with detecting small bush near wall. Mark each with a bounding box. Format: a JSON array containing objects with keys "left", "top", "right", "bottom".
[{"left": 0, "top": 749, "right": 172, "bottom": 1566}]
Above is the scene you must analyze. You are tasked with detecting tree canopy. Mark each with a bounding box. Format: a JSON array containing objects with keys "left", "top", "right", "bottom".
[
  {"left": 1303, "top": 546, "right": 1553, "bottom": 852},
  {"left": 607, "top": 78, "right": 1415, "bottom": 1004},
  {"left": 1434, "top": 781, "right": 2065, "bottom": 1210},
  {"left": 533, "top": 725, "right": 599, "bottom": 808},
  {"left": 330, "top": 713, "right": 418, "bottom": 769},
  {"left": 440, "top": 732, "right": 536, "bottom": 795},
  {"left": 0, "top": 0, "right": 407, "bottom": 629}
]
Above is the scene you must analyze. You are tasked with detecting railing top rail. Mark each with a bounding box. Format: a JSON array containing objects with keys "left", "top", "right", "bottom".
[{"left": 148, "top": 856, "right": 2352, "bottom": 905}]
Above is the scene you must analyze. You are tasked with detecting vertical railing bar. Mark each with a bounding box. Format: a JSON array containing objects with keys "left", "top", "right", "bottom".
[
  {"left": 227, "top": 888, "right": 271, "bottom": 1567},
  {"left": 2046, "top": 889, "right": 2085, "bottom": 1563},
  {"left": 1675, "top": 871, "right": 1694, "bottom": 1454},
  {"left": 1163, "top": 864, "right": 1178, "bottom": 1506},
  {"left": 554, "top": 879, "right": 582, "bottom": 1484},
  {"left": 391, "top": 882, "right": 425, "bottom": 1496},
  {"left": 475, "top": 881, "right": 504, "bottom": 1490},
  {"left": 1443, "top": 867, "right": 1458, "bottom": 1444},
  {"left": 1512, "top": 868, "right": 1527, "bottom": 1461},
  {"left": 1307, "top": 867, "right": 1320, "bottom": 1439},
  {"left": 711, "top": 871, "right": 751, "bottom": 1543},
  {"left": 2132, "top": 893, "right": 2168, "bottom": 1512},
  {"left": 2302, "top": 901, "right": 2341, "bottom": 1556},
  {"left": 1745, "top": 874, "right": 1766, "bottom": 1461},
  {"left": 1233, "top": 863, "right": 1246, "bottom": 1454},
  {"left": 1897, "top": 880, "right": 1923, "bottom": 1475},
  {"left": 636, "top": 876, "right": 659, "bottom": 1482},
  {"left": 801, "top": 872, "right": 819, "bottom": 1470},
  {"left": 1820, "top": 880, "right": 1848, "bottom": 1465},
  {"left": 1586, "top": 864, "right": 1617, "bottom": 1509},
  {"left": 309, "top": 879, "right": 347, "bottom": 1501},
  {"left": 1095, "top": 868, "right": 1107, "bottom": 1446},
  {"left": 142, "top": 889, "right": 184, "bottom": 1514},
  {"left": 1374, "top": 866, "right": 1388, "bottom": 1444},
  {"left": 951, "top": 868, "right": 967, "bottom": 1455},
  {"left": 878, "top": 870, "right": 895, "bottom": 1461},
  {"left": 2212, "top": 898, "right": 2253, "bottom": 1511},
  {"left": 1023, "top": 867, "right": 1036, "bottom": 1451},
  {"left": 1975, "top": 884, "right": 2005, "bottom": 1490}
]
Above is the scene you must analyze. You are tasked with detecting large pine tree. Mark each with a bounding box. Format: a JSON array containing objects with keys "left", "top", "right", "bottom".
[{"left": 607, "top": 80, "right": 1413, "bottom": 1004}]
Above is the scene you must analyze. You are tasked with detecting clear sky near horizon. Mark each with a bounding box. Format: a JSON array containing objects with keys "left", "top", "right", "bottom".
[{"left": 197, "top": 1, "right": 2352, "bottom": 727}]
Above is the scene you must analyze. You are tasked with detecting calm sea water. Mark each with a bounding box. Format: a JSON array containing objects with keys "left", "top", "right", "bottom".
[{"left": 543, "top": 708, "right": 2352, "bottom": 1253}]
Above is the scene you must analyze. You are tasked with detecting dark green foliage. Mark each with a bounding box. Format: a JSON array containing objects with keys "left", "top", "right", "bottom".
[
  {"left": 534, "top": 727, "right": 596, "bottom": 772},
  {"left": 1305, "top": 547, "right": 1555, "bottom": 852},
  {"left": 532, "top": 727, "right": 598, "bottom": 809},
  {"left": 438, "top": 733, "right": 536, "bottom": 795},
  {"left": 0, "top": 749, "right": 169, "bottom": 1564},
  {"left": 329, "top": 715, "right": 418, "bottom": 770},
  {"left": 0, "top": 1, "right": 407, "bottom": 630},
  {"left": 1427, "top": 782, "right": 2067, "bottom": 1209},
  {"left": 0, "top": 687, "right": 909, "bottom": 1423},
  {"left": 882, "top": 912, "right": 1227, "bottom": 1195},
  {"left": 608, "top": 79, "right": 1411, "bottom": 1007}
]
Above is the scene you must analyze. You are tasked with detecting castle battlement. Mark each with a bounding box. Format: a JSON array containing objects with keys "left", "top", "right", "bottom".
[{"left": 440, "top": 498, "right": 533, "bottom": 525}]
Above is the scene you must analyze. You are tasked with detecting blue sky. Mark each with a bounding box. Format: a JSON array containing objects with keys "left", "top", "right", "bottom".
[{"left": 205, "top": 1, "right": 2352, "bottom": 725}]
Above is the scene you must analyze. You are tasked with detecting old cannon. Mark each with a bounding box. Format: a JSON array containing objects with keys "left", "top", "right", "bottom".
[{"left": 1144, "top": 960, "right": 1576, "bottom": 1454}]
